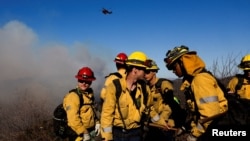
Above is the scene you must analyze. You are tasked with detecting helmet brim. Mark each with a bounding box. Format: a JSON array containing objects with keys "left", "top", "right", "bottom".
[
  {"left": 238, "top": 63, "right": 250, "bottom": 70},
  {"left": 165, "top": 51, "right": 196, "bottom": 70}
]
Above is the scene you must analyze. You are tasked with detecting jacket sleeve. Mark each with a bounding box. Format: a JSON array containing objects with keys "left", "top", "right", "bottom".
[
  {"left": 144, "top": 84, "right": 168, "bottom": 127},
  {"left": 226, "top": 76, "right": 238, "bottom": 93},
  {"left": 63, "top": 92, "right": 86, "bottom": 135},
  {"left": 158, "top": 104, "right": 172, "bottom": 121},
  {"left": 160, "top": 80, "right": 174, "bottom": 121},
  {"left": 100, "top": 83, "right": 116, "bottom": 141},
  {"left": 148, "top": 104, "right": 168, "bottom": 127},
  {"left": 100, "top": 75, "right": 115, "bottom": 101}
]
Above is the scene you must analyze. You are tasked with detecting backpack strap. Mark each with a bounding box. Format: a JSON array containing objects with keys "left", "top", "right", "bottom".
[
  {"left": 69, "top": 88, "right": 84, "bottom": 107},
  {"left": 154, "top": 78, "right": 173, "bottom": 101},
  {"left": 113, "top": 79, "right": 122, "bottom": 103},
  {"left": 235, "top": 74, "right": 244, "bottom": 91},
  {"left": 113, "top": 79, "right": 127, "bottom": 130},
  {"left": 105, "top": 72, "right": 122, "bottom": 79},
  {"left": 70, "top": 88, "right": 99, "bottom": 120},
  {"left": 154, "top": 78, "right": 162, "bottom": 90},
  {"left": 155, "top": 78, "right": 173, "bottom": 92},
  {"left": 155, "top": 78, "right": 187, "bottom": 127},
  {"left": 137, "top": 79, "right": 148, "bottom": 106}
]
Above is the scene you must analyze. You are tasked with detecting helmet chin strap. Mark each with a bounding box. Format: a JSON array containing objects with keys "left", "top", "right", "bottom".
[{"left": 177, "top": 59, "right": 187, "bottom": 76}]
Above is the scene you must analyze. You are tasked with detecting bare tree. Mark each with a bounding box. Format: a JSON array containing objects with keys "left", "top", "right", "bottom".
[
  {"left": 208, "top": 52, "right": 242, "bottom": 86},
  {"left": 209, "top": 53, "right": 240, "bottom": 78}
]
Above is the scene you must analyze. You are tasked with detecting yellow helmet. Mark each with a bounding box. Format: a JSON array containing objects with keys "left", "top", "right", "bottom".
[
  {"left": 238, "top": 54, "right": 250, "bottom": 70},
  {"left": 126, "top": 51, "right": 149, "bottom": 68},
  {"left": 146, "top": 59, "right": 159, "bottom": 70},
  {"left": 164, "top": 45, "right": 195, "bottom": 70}
]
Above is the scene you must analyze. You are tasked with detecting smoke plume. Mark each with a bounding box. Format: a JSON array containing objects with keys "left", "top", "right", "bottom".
[{"left": 0, "top": 20, "right": 114, "bottom": 109}]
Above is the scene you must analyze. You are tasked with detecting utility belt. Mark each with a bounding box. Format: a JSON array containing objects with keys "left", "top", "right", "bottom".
[{"left": 113, "top": 126, "right": 142, "bottom": 138}]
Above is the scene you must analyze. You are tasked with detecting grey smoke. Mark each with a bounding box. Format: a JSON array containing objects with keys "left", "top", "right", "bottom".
[{"left": 0, "top": 20, "right": 114, "bottom": 108}]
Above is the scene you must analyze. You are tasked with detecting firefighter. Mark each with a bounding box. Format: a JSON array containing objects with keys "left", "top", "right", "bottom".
[
  {"left": 63, "top": 67, "right": 100, "bottom": 141},
  {"left": 227, "top": 54, "right": 250, "bottom": 100},
  {"left": 100, "top": 52, "right": 128, "bottom": 102},
  {"left": 164, "top": 46, "right": 228, "bottom": 141},
  {"left": 144, "top": 58, "right": 175, "bottom": 141},
  {"left": 101, "top": 51, "right": 169, "bottom": 141}
]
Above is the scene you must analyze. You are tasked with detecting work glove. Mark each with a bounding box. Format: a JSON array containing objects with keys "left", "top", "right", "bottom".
[
  {"left": 186, "top": 134, "right": 197, "bottom": 141},
  {"left": 95, "top": 123, "right": 101, "bottom": 136},
  {"left": 166, "top": 119, "right": 175, "bottom": 128},
  {"left": 83, "top": 133, "right": 91, "bottom": 141}
]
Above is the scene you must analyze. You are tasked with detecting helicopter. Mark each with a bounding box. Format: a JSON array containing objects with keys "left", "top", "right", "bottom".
[{"left": 102, "top": 8, "right": 112, "bottom": 15}]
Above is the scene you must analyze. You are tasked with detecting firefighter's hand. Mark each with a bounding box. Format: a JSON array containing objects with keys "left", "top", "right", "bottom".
[
  {"left": 83, "top": 133, "right": 91, "bottom": 141},
  {"left": 175, "top": 126, "right": 186, "bottom": 136},
  {"left": 186, "top": 134, "right": 197, "bottom": 141},
  {"left": 166, "top": 119, "right": 175, "bottom": 128},
  {"left": 95, "top": 123, "right": 101, "bottom": 136},
  {"left": 152, "top": 118, "right": 170, "bottom": 130}
]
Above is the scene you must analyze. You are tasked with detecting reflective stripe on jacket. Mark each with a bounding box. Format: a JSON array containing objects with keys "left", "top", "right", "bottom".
[
  {"left": 181, "top": 73, "right": 228, "bottom": 137},
  {"left": 180, "top": 53, "right": 228, "bottom": 137}
]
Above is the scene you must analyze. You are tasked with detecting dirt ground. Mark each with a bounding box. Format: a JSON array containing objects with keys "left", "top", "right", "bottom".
[
  {"left": 93, "top": 132, "right": 189, "bottom": 141},
  {"left": 175, "top": 133, "right": 189, "bottom": 141}
]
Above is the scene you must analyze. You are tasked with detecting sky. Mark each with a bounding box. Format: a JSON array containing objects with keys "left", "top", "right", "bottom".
[{"left": 0, "top": 0, "right": 250, "bottom": 105}]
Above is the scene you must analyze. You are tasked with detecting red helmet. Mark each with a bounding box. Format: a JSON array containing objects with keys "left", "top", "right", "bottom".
[
  {"left": 75, "top": 67, "right": 96, "bottom": 81},
  {"left": 114, "top": 52, "right": 128, "bottom": 64}
]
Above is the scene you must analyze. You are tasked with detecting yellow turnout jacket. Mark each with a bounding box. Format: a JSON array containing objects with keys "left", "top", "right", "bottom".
[
  {"left": 227, "top": 76, "right": 250, "bottom": 100},
  {"left": 63, "top": 88, "right": 98, "bottom": 135},
  {"left": 149, "top": 78, "right": 173, "bottom": 126},
  {"left": 101, "top": 77, "right": 166, "bottom": 140},
  {"left": 180, "top": 53, "right": 228, "bottom": 137}
]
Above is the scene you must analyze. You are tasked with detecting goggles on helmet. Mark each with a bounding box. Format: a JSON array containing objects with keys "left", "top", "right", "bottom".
[
  {"left": 164, "top": 46, "right": 190, "bottom": 70},
  {"left": 163, "top": 57, "right": 172, "bottom": 65},
  {"left": 164, "top": 57, "right": 176, "bottom": 70},
  {"left": 146, "top": 59, "right": 159, "bottom": 70},
  {"left": 244, "top": 61, "right": 250, "bottom": 68},
  {"left": 82, "top": 74, "right": 90, "bottom": 79},
  {"left": 114, "top": 58, "right": 126, "bottom": 64}
]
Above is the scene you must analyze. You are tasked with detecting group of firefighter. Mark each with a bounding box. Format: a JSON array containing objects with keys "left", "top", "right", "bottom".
[{"left": 62, "top": 45, "right": 250, "bottom": 141}]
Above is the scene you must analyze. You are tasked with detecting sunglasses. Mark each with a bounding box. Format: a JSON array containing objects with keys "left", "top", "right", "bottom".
[
  {"left": 135, "top": 66, "right": 146, "bottom": 71},
  {"left": 145, "top": 70, "right": 151, "bottom": 74},
  {"left": 242, "top": 62, "right": 250, "bottom": 68},
  {"left": 78, "top": 80, "right": 92, "bottom": 84}
]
